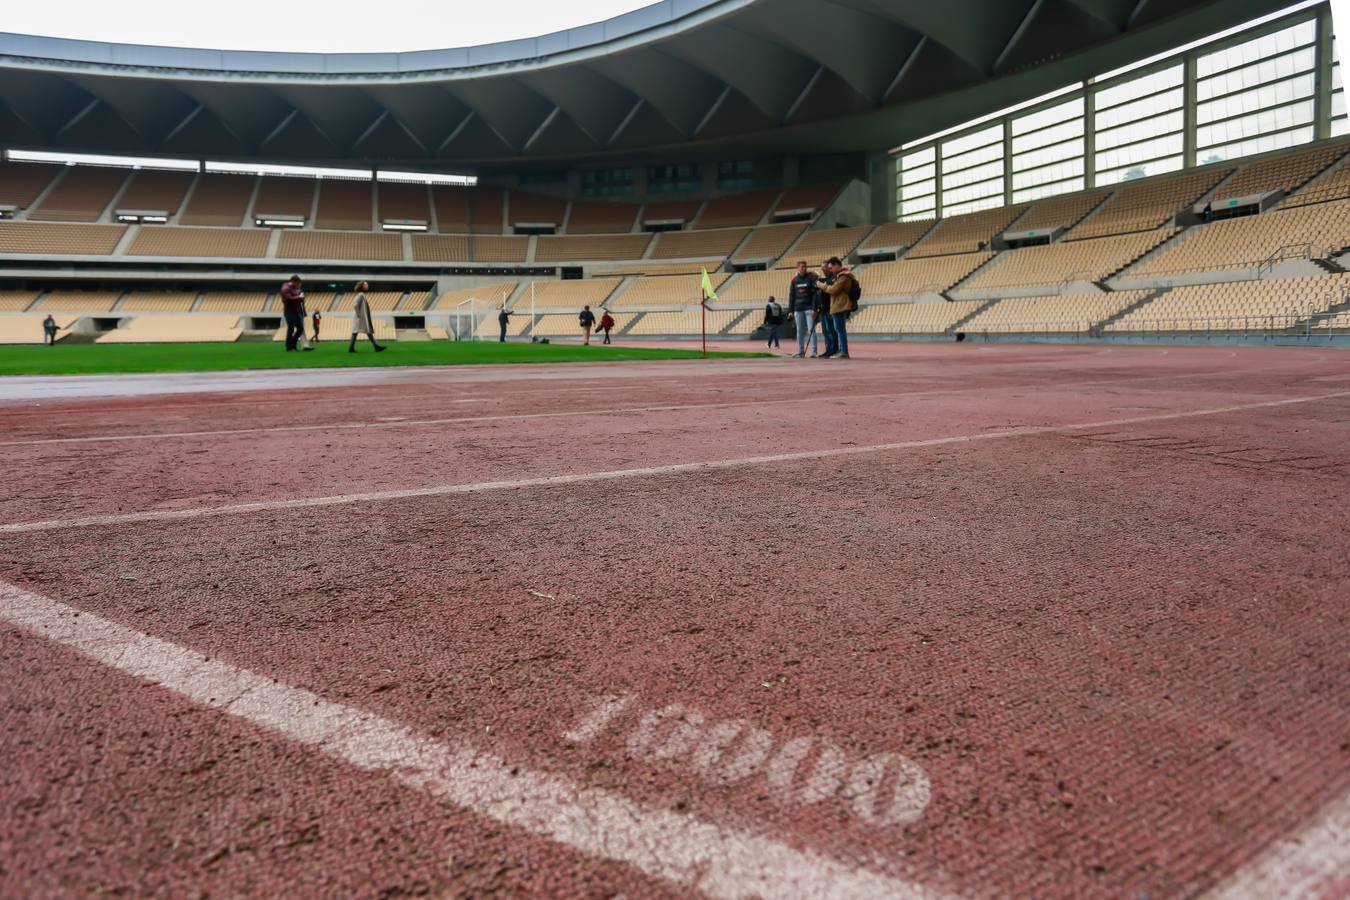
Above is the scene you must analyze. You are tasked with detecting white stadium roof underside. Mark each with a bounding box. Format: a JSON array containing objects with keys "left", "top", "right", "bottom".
[{"left": 0, "top": 0, "right": 1296, "bottom": 171}]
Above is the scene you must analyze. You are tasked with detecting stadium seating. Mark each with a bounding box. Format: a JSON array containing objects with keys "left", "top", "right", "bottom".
[
  {"left": 861, "top": 253, "right": 993, "bottom": 296},
  {"left": 519, "top": 278, "right": 620, "bottom": 309},
  {"left": 1014, "top": 189, "right": 1111, "bottom": 233},
  {"left": 431, "top": 185, "right": 471, "bottom": 232},
  {"left": 1213, "top": 140, "right": 1350, "bottom": 203},
  {"left": 909, "top": 204, "right": 1030, "bottom": 258},
  {"left": 0, "top": 222, "right": 125, "bottom": 254},
  {"left": 509, "top": 191, "right": 567, "bottom": 226},
  {"left": 33, "top": 291, "right": 123, "bottom": 312},
  {"left": 959, "top": 290, "right": 1155, "bottom": 332},
  {"left": 963, "top": 229, "right": 1176, "bottom": 291},
  {"left": 595, "top": 260, "right": 724, "bottom": 277},
  {"left": 331, "top": 291, "right": 403, "bottom": 312},
  {"left": 127, "top": 226, "right": 269, "bottom": 258},
  {"left": 1067, "top": 167, "right": 1230, "bottom": 240},
  {"left": 471, "top": 235, "right": 529, "bottom": 263},
  {"left": 732, "top": 223, "right": 806, "bottom": 261},
  {"left": 1125, "top": 201, "right": 1350, "bottom": 278},
  {"left": 431, "top": 282, "right": 517, "bottom": 310},
  {"left": 378, "top": 181, "right": 431, "bottom": 224},
  {"left": 651, "top": 228, "right": 751, "bottom": 259},
  {"left": 0, "top": 291, "right": 40, "bottom": 311},
  {"left": 411, "top": 234, "right": 471, "bottom": 262},
  {"left": 196, "top": 292, "right": 269, "bottom": 312},
  {"left": 848, "top": 301, "right": 984, "bottom": 334},
  {"left": 315, "top": 179, "right": 373, "bottom": 230},
  {"left": 858, "top": 220, "right": 935, "bottom": 252},
  {"left": 98, "top": 314, "right": 243, "bottom": 343},
  {"left": 29, "top": 165, "right": 128, "bottom": 221},
  {"left": 119, "top": 292, "right": 198, "bottom": 312},
  {"left": 400, "top": 290, "right": 435, "bottom": 310},
  {"left": 253, "top": 176, "right": 316, "bottom": 219},
  {"left": 1282, "top": 153, "right": 1350, "bottom": 208},
  {"left": 643, "top": 200, "right": 701, "bottom": 224},
  {"left": 610, "top": 273, "right": 729, "bottom": 309},
  {"left": 785, "top": 225, "right": 874, "bottom": 267},
  {"left": 717, "top": 270, "right": 799, "bottom": 305},
  {"left": 0, "top": 162, "right": 61, "bottom": 209},
  {"left": 624, "top": 308, "right": 744, "bottom": 335},
  {"left": 774, "top": 183, "right": 842, "bottom": 215},
  {"left": 117, "top": 170, "right": 194, "bottom": 215},
  {"left": 566, "top": 200, "right": 638, "bottom": 234},
  {"left": 534, "top": 233, "right": 652, "bottom": 262},
  {"left": 1107, "top": 276, "right": 1345, "bottom": 330},
  {"left": 278, "top": 230, "right": 403, "bottom": 261},
  {"left": 469, "top": 187, "right": 505, "bottom": 233},
  {"left": 695, "top": 190, "right": 777, "bottom": 228},
  {"left": 180, "top": 173, "right": 255, "bottom": 226}
]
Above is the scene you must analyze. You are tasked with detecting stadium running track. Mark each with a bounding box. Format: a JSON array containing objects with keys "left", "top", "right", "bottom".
[{"left": 1, "top": 342, "right": 1348, "bottom": 898}]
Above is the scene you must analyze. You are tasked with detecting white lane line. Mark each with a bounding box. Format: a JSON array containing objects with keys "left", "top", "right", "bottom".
[
  {"left": 2, "top": 390, "right": 1346, "bottom": 535},
  {"left": 0, "top": 580, "right": 947, "bottom": 900},
  {"left": 1205, "top": 790, "right": 1350, "bottom": 899}
]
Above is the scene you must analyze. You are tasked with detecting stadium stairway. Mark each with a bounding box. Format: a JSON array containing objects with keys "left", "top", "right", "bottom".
[
  {"left": 944, "top": 299, "right": 1000, "bottom": 334},
  {"left": 1091, "top": 287, "right": 1171, "bottom": 333}
]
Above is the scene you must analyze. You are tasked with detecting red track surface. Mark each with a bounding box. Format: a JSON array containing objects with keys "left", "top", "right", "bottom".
[{"left": 2, "top": 343, "right": 1349, "bottom": 897}]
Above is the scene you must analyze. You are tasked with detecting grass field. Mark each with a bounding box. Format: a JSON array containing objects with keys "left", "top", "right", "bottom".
[{"left": 0, "top": 341, "right": 765, "bottom": 376}]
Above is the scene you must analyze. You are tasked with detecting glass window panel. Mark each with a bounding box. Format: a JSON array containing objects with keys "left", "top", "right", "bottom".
[
  {"left": 1196, "top": 99, "right": 1315, "bottom": 148},
  {"left": 1012, "top": 138, "right": 1085, "bottom": 172},
  {"left": 1196, "top": 46, "right": 1315, "bottom": 102},
  {"left": 941, "top": 124, "right": 1002, "bottom": 158},
  {"left": 1334, "top": 63, "right": 1343, "bottom": 91},
  {"left": 1095, "top": 156, "right": 1184, "bottom": 185},
  {"left": 901, "top": 163, "right": 936, "bottom": 186},
  {"left": 903, "top": 179, "right": 936, "bottom": 201},
  {"left": 1095, "top": 111, "right": 1184, "bottom": 151},
  {"left": 1095, "top": 133, "right": 1185, "bottom": 171},
  {"left": 1095, "top": 64, "right": 1183, "bottom": 111},
  {"left": 943, "top": 140, "right": 1004, "bottom": 172},
  {"left": 1012, "top": 118, "right": 1084, "bottom": 153},
  {"left": 942, "top": 177, "right": 1004, "bottom": 207},
  {"left": 1334, "top": 91, "right": 1347, "bottom": 119},
  {"left": 1013, "top": 178, "right": 1085, "bottom": 204},
  {"left": 1196, "top": 71, "right": 1314, "bottom": 124},
  {"left": 1333, "top": 118, "right": 1350, "bottom": 138},
  {"left": 943, "top": 160, "right": 1004, "bottom": 190},
  {"left": 1012, "top": 158, "right": 1085, "bottom": 190},
  {"left": 1011, "top": 97, "right": 1084, "bottom": 136},
  {"left": 1197, "top": 125, "right": 1315, "bottom": 165},
  {"left": 1094, "top": 87, "right": 1184, "bottom": 131},
  {"left": 901, "top": 146, "right": 936, "bottom": 169},
  {"left": 901, "top": 197, "right": 937, "bottom": 217},
  {"left": 1196, "top": 18, "right": 1316, "bottom": 79},
  {"left": 943, "top": 195, "right": 1006, "bottom": 217}
]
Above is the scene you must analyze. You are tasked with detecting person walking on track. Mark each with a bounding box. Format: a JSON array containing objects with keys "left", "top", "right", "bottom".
[
  {"left": 579, "top": 305, "right": 596, "bottom": 345},
  {"left": 348, "top": 281, "right": 386, "bottom": 353}
]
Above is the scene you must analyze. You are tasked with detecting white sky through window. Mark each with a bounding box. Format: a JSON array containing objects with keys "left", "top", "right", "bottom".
[{"left": 0, "top": 0, "right": 657, "bottom": 53}]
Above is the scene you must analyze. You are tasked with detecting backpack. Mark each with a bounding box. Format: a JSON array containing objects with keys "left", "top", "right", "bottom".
[{"left": 846, "top": 275, "right": 862, "bottom": 310}]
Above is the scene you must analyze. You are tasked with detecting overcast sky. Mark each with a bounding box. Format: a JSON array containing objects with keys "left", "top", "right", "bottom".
[{"left": 0, "top": 0, "right": 656, "bottom": 53}]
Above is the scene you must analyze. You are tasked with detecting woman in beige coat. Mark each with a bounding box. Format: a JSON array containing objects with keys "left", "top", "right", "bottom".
[{"left": 348, "top": 281, "right": 386, "bottom": 353}]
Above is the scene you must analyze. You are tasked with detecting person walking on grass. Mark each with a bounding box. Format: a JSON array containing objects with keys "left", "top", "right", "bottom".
[
  {"left": 579, "top": 305, "right": 596, "bottom": 345},
  {"left": 599, "top": 308, "right": 615, "bottom": 345},
  {"left": 788, "top": 262, "right": 819, "bottom": 357},
  {"left": 819, "top": 257, "right": 858, "bottom": 360},
  {"left": 280, "top": 275, "right": 311, "bottom": 352},
  {"left": 763, "top": 295, "right": 785, "bottom": 349},
  {"left": 349, "top": 281, "right": 386, "bottom": 353},
  {"left": 311, "top": 308, "right": 322, "bottom": 343},
  {"left": 42, "top": 314, "right": 57, "bottom": 346}
]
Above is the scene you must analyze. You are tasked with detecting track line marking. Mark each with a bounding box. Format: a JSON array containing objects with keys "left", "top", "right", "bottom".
[
  {"left": 1205, "top": 789, "right": 1350, "bottom": 899},
  {"left": 0, "top": 579, "right": 947, "bottom": 900},
  {"left": 3, "top": 390, "right": 1347, "bottom": 534}
]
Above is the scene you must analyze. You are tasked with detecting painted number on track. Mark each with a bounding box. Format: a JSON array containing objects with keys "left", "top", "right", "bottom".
[{"left": 563, "top": 693, "right": 931, "bottom": 827}]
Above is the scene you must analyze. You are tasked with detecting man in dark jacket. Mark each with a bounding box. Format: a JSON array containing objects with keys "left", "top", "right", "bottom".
[
  {"left": 788, "top": 261, "right": 820, "bottom": 358},
  {"left": 763, "top": 296, "right": 784, "bottom": 349},
  {"left": 813, "top": 279, "right": 838, "bottom": 358},
  {"left": 280, "top": 275, "right": 306, "bottom": 352},
  {"left": 498, "top": 306, "right": 511, "bottom": 342}
]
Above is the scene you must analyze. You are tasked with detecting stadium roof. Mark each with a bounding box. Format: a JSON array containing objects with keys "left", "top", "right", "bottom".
[{"left": 0, "top": 0, "right": 1295, "bottom": 171}]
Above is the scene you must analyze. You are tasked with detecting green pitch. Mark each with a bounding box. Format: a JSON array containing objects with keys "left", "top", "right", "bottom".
[{"left": 0, "top": 340, "right": 768, "bottom": 376}]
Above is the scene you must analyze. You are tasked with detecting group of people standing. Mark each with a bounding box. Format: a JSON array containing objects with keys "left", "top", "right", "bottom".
[
  {"left": 280, "top": 275, "right": 385, "bottom": 353},
  {"left": 764, "top": 257, "right": 858, "bottom": 359}
]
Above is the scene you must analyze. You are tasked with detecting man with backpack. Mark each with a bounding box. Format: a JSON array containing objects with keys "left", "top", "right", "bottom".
[
  {"left": 762, "top": 295, "right": 785, "bottom": 349},
  {"left": 819, "top": 257, "right": 859, "bottom": 360},
  {"left": 579, "top": 305, "right": 596, "bottom": 345}
]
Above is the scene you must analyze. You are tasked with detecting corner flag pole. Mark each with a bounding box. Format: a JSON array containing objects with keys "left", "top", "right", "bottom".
[{"left": 701, "top": 290, "right": 707, "bottom": 358}]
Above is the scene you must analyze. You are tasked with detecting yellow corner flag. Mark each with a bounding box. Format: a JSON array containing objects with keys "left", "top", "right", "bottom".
[{"left": 700, "top": 267, "right": 719, "bottom": 304}]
